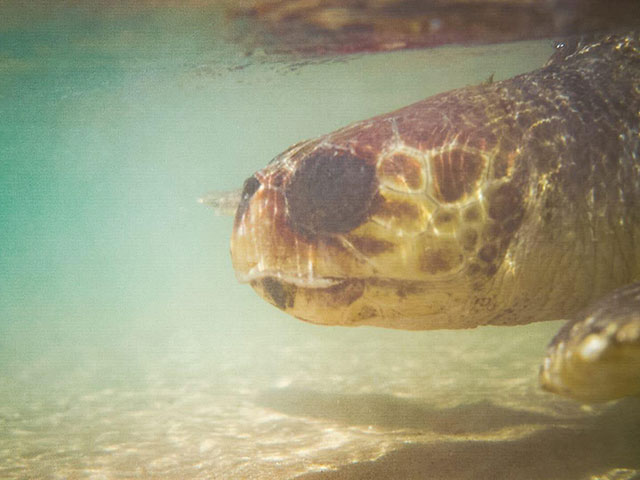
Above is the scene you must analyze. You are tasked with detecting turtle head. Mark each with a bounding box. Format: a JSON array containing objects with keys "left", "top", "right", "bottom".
[{"left": 231, "top": 107, "right": 527, "bottom": 329}]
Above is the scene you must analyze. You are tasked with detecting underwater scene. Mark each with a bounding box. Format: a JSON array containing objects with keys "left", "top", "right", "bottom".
[{"left": 1, "top": 3, "right": 639, "bottom": 479}]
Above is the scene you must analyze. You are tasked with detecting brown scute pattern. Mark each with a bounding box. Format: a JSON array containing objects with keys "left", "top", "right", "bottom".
[
  {"left": 459, "top": 228, "right": 478, "bottom": 251},
  {"left": 374, "top": 197, "right": 422, "bottom": 223},
  {"left": 433, "top": 208, "right": 458, "bottom": 228},
  {"left": 478, "top": 244, "right": 498, "bottom": 263},
  {"left": 430, "top": 207, "right": 461, "bottom": 235},
  {"left": 482, "top": 222, "right": 502, "bottom": 242},
  {"left": 262, "top": 168, "right": 288, "bottom": 188},
  {"left": 465, "top": 129, "right": 498, "bottom": 151},
  {"left": 330, "top": 120, "right": 393, "bottom": 163},
  {"left": 503, "top": 216, "right": 523, "bottom": 234},
  {"left": 348, "top": 235, "right": 395, "bottom": 256},
  {"left": 466, "top": 261, "right": 482, "bottom": 276},
  {"left": 527, "top": 118, "right": 567, "bottom": 173},
  {"left": 487, "top": 183, "right": 524, "bottom": 225},
  {"left": 392, "top": 110, "right": 443, "bottom": 151},
  {"left": 430, "top": 149, "right": 485, "bottom": 203},
  {"left": 260, "top": 189, "right": 304, "bottom": 255},
  {"left": 355, "top": 304, "right": 378, "bottom": 321},
  {"left": 491, "top": 137, "right": 519, "bottom": 179},
  {"left": 395, "top": 282, "right": 425, "bottom": 299},
  {"left": 462, "top": 204, "right": 482, "bottom": 222},
  {"left": 324, "top": 280, "right": 365, "bottom": 308},
  {"left": 420, "top": 246, "right": 464, "bottom": 274},
  {"left": 378, "top": 152, "right": 425, "bottom": 191}
]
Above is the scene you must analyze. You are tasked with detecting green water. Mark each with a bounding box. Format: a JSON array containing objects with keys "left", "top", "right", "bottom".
[{"left": 1, "top": 5, "right": 639, "bottom": 479}]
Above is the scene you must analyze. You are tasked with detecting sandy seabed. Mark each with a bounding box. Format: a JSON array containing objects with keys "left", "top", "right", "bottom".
[{"left": 2, "top": 320, "right": 639, "bottom": 479}]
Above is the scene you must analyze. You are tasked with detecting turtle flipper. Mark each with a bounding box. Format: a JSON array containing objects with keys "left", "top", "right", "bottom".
[{"left": 539, "top": 283, "right": 640, "bottom": 403}]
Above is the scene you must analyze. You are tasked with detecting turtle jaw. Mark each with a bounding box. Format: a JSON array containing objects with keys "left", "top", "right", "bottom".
[
  {"left": 234, "top": 269, "right": 344, "bottom": 289},
  {"left": 239, "top": 270, "right": 488, "bottom": 330},
  {"left": 248, "top": 275, "right": 369, "bottom": 326}
]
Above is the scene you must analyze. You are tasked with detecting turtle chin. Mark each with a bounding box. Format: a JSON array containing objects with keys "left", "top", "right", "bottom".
[{"left": 246, "top": 274, "right": 481, "bottom": 330}]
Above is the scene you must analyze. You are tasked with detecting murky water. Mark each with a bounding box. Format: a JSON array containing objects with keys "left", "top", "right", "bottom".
[{"left": 1, "top": 4, "right": 639, "bottom": 479}]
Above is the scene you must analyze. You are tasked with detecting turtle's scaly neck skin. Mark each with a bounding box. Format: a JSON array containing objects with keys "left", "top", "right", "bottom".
[{"left": 231, "top": 32, "right": 640, "bottom": 330}]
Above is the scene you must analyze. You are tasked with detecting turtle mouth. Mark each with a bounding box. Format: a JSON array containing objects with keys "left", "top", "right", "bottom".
[
  {"left": 235, "top": 269, "right": 346, "bottom": 289},
  {"left": 237, "top": 270, "right": 363, "bottom": 320},
  {"left": 240, "top": 269, "right": 479, "bottom": 330},
  {"left": 247, "top": 274, "right": 368, "bottom": 324}
]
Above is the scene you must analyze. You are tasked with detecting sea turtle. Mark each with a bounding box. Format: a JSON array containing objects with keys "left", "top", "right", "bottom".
[{"left": 208, "top": 31, "right": 640, "bottom": 403}]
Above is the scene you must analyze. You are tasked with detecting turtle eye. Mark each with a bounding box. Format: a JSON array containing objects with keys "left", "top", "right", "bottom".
[{"left": 285, "top": 148, "right": 377, "bottom": 236}]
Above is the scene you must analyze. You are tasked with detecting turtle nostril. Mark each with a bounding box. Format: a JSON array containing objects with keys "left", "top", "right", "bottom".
[
  {"left": 235, "top": 175, "right": 261, "bottom": 222},
  {"left": 241, "top": 175, "right": 261, "bottom": 199},
  {"left": 284, "top": 148, "right": 377, "bottom": 236}
]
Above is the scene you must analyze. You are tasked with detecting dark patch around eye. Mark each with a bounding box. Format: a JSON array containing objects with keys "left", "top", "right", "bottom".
[
  {"left": 285, "top": 149, "right": 377, "bottom": 236},
  {"left": 235, "top": 175, "right": 261, "bottom": 222}
]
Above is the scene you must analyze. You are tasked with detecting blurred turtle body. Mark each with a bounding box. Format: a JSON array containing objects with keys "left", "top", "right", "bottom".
[{"left": 224, "top": 0, "right": 640, "bottom": 55}]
